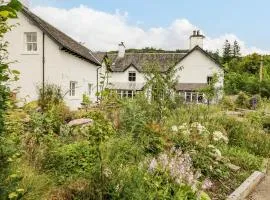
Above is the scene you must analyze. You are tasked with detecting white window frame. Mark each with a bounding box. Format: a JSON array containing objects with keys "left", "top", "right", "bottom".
[
  {"left": 69, "top": 81, "right": 77, "bottom": 97},
  {"left": 128, "top": 71, "right": 136, "bottom": 82},
  {"left": 24, "top": 32, "right": 38, "bottom": 53}
]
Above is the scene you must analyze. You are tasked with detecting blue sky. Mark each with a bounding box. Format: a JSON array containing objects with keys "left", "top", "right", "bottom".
[{"left": 29, "top": 0, "right": 270, "bottom": 53}]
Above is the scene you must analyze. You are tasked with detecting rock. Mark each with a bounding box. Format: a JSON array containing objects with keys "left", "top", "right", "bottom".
[
  {"left": 68, "top": 118, "right": 93, "bottom": 127},
  {"left": 227, "top": 163, "right": 241, "bottom": 171}
]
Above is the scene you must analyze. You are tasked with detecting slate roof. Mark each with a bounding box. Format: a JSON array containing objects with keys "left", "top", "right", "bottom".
[
  {"left": 95, "top": 52, "right": 187, "bottom": 72},
  {"left": 175, "top": 83, "right": 207, "bottom": 91},
  {"left": 22, "top": 7, "right": 101, "bottom": 66},
  {"left": 95, "top": 46, "right": 222, "bottom": 72}
]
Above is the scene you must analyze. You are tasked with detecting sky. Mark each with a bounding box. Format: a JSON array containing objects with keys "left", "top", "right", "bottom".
[{"left": 23, "top": 0, "right": 270, "bottom": 54}]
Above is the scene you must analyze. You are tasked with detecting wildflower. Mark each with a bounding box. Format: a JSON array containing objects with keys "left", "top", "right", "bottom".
[
  {"left": 103, "top": 168, "right": 112, "bottom": 178},
  {"left": 213, "top": 131, "right": 229, "bottom": 144},
  {"left": 149, "top": 158, "right": 158, "bottom": 172},
  {"left": 208, "top": 145, "right": 222, "bottom": 160},
  {"left": 171, "top": 125, "right": 178, "bottom": 132},
  {"left": 178, "top": 123, "right": 188, "bottom": 130},
  {"left": 202, "top": 179, "right": 213, "bottom": 190},
  {"left": 191, "top": 122, "right": 200, "bottom": 128},
  {"left": 182, "top": 130, "right": 190, "bottom": 135},
  {"left": 158, "top": 153, "right": 169, "bottom": 169}
]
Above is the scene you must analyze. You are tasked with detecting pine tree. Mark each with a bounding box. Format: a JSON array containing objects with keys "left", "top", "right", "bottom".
[
  {"left": 222, "top": 40, "right": 232, "bottom": 63},
  {"left": 233, "top": 40, "right": 241, "bottom": 58}
]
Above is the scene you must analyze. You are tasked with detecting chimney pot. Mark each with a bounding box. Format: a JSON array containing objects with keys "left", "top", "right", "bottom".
[
  {"left": 197, "top": 30, "right": 200, "bottom": 35},
  {"left": 193, "top": 30, "right": 196, "bottom": 36}
]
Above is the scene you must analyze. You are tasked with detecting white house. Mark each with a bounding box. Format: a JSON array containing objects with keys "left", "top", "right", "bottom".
[
  {"left": 96, "top": 31, "right": 224, "bottom": 103},
  {"left": 5, "top": 7, "right": 101, "bottom": 110}
]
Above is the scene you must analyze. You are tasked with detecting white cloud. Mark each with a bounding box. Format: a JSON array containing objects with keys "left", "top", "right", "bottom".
[{"left": 32, "top": 5, "right": 270, "bottom": 55}]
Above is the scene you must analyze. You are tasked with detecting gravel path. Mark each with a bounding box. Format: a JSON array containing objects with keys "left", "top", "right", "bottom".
[{"left": 247, "top": 170, "right": 270, "bottom": 200}]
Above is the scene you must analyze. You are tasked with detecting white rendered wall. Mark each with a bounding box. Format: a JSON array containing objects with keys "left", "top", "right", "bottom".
[
  {"left": 6, "top": 13, "right": 98, "bottom": 110},
  {"left": 190, "top": 37, "right": 204, "bottom": 50},
  {"left": 176, "top": 49, "right": 224, "bottom": 88}
]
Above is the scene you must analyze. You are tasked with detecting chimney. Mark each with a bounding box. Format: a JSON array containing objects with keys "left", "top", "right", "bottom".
[
  {"left": 118, "top": 42, "right": 125, "bottom": 58},
  {"left": 189, "top": 30, "right": 205, "bottom": 50}
]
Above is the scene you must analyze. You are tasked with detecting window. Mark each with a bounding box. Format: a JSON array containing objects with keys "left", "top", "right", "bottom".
[
  {"left": 186, "top": 92, "right": 192, "bottom": 102},
  {"left": 25, "top": 32, "right": 37, "bottom": 52},
  {"left": 128, "top": 71, "right": 136, "bottom": 82},
  {"left": 69, "top": 81, "right": 76, "bottom": 96},
  {"left": 207, "top": 76, "right": 213, "bottom": 85},
  {"left": 198, "top": 93, "right": 204, "bottom": 103},
  {"left": 192, "top": 93, "right": 197, "bottom": 103},
  {"left": 116, "top": 90, "right": 136, "bottom": 99},
  {"left": 88, "top": 84, "right": 92, "bottom": 96}
]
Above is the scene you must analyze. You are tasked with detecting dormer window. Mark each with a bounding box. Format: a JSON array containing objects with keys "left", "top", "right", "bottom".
[
  {"left": 128, "top": 71, "right": 136, "bottom": 82},
  {"left": 25, "top": 32, "right": 37, "bottom": 52}
]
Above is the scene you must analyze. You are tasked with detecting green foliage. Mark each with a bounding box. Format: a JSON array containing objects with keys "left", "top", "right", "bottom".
[
  {"left": 43, "top": 141, "right": 98, "bottom": 182},
  {"left": 221, "top": 146, "right": 263, "bottom": 171},
  {"left": 143, "top": 60, "right": 180, "bottom": 121},
  {"left": 37, "top": 83, "right": 63, "bottom": 111},
  {"left": 82, "top": 94, "right": 91, "bottom": 109},
  {"left": 235, "top": 91, "right": 250, "bottom": 108},
  {"left": 0, "top": 0, "right": 21, "bottom": 134},
  {"left": 220, "top": 96, "right": 235, "bottom": 110},
  {"left": 219, "top": 116, "right": 270, "bottom": 157},
  {"left": 200, "top": 73, "right": 220, "bottom": 104}
]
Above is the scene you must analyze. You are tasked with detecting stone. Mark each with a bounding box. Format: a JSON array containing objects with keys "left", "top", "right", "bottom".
[{"left": 68, "top": 118, "right": 93, "bottom": 127}]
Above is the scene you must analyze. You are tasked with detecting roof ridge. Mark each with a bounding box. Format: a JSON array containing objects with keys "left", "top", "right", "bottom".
[{"left": 21, "top": 7, "right": 101, "bottom": 66}]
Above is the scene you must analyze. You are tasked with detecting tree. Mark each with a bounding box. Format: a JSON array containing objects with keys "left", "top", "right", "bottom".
[
  {"left": 0, "top": 0, "right": 21, "bottom": 134},
  {"left": 222, "top": 40, "right": 232, "bottom": 64},
  {"left": 143, "top": 61, "right": 179, "bottom": 122},
  {"left": 232, "top": 40, "right": 241, "bottom": 58},
  {"left": 200, "top": 73, "right": 219, "bottom": 105}
]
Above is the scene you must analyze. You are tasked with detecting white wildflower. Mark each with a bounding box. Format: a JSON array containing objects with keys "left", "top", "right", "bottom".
[
  {"left": 178, "top": 123, "right": 188, "bottom": 130},
  {"left": 202, "top": 178, "right": 213, "bottom": 190},
  {"left": 208, "top": 145, "right": 222, "bottom": 160},
  {"left": 149, "top": 158, "right": 158, "bottom": 172},
  {"left": 213, "top": 131, "right": 229, "bottom": 143},
  {"left": 171, "top": 125, "right": 178, "bottom": 132}
]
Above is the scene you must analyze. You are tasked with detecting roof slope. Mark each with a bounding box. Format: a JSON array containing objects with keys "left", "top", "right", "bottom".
[
  {"left": 95, "top": 46, "right": 222, "bottom": 72},
  {"left": 22, "top": 7, "right": 100, "bottom": 66},
  {"left": 96, "top": 52, "right": 187, "bottom": 72}
]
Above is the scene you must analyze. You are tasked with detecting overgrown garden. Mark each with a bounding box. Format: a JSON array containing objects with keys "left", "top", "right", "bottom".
[{"left": 1, "top": 1, "right": 270, "bottom": 200}]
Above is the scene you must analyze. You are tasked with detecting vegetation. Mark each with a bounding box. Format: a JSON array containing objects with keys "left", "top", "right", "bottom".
[{"left": 1, "top": 3, "right": 270, "bottom": 199}]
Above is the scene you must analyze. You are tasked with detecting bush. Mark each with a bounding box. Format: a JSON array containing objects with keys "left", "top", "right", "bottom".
[
  {"left": 221, "top": 146, "right": 263, "bottom": 171},
  {"left": 220, "top": 116, "right": 270, "bottom": 157},
  {"left": 235, "top": 92, "right": 249, "bottom": 108},
  {"left": 37, "top": 83, "right": 63, "bottom": 111},
  {"left": 220, "top": 96, "right": 235, "bottom": 110},
  {"left": 42, "top": 141, "right": 98, "bottom": 182}
]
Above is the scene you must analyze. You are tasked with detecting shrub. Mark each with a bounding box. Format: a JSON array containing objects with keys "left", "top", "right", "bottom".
[
  {"left": 235, "top": 92, "right": 249, "bottom": 108},
  {"left": 42, "top": 141, "right": 98, "bottom": 182},
  {"left": 221, "top": 146, "right": 263, "bottom": 171},
  {"left": 37, "top": 83, "right": 63, "bottom": 111},
  {"left": 28, "top": 103, "right": 71, "bottom": 135},
  {"left": 220, "top": 96, "right": 235, "bottom": 110},
  {"left": 219, "top": 116, "right": 270, "bottom": 157}
]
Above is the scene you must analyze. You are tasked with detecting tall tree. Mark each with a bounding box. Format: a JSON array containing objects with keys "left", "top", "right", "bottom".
[
  {"left": 233, "top": 40, "right": 241, "bottom": 58},
  {"left": 222, "top": 40, "right": 232, "bottom": 63}
]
